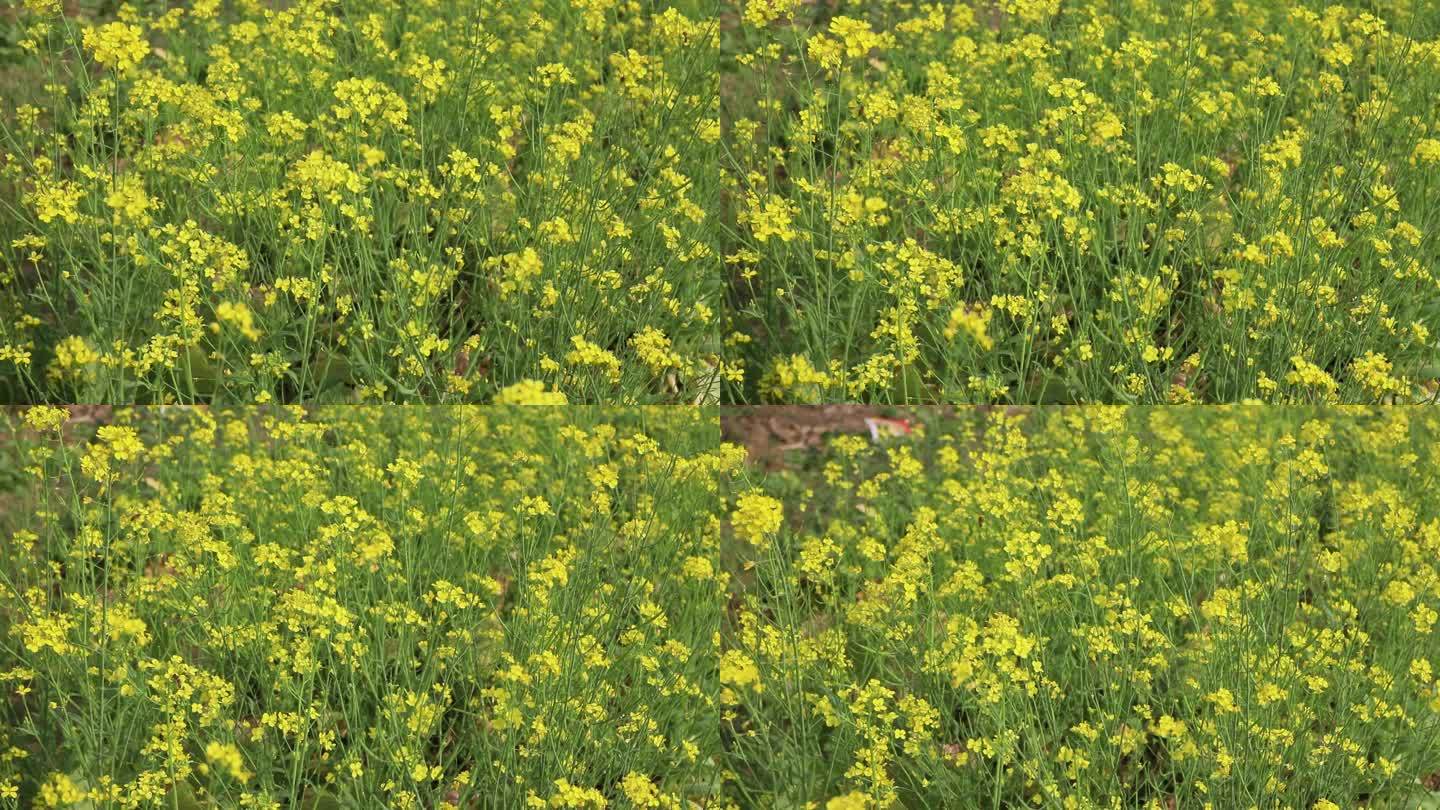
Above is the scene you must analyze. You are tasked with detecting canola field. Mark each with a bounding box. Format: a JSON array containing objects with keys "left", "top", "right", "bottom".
[
  {"left": 3, "top": 406, "right": 1439, "bottom": 808},
  {"left": 723, "top": 407, "right": 1440, "bottom": 808},
  {"left": 2, "top": 0, "right": 720, "bottom": 404},
  {"left": 722, "top": 1, "right": 1440, "bottom": 404},
  {"left": 1, "top": 406, "right": 729, "bottom": 808},
  {"left": 2, "top": 0, "right": 1440, "bottom": 808}
]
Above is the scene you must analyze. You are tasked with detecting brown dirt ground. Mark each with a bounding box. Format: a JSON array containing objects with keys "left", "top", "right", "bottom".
[{"left": 720, "top": 404, "right": 941, "bottom": 470}]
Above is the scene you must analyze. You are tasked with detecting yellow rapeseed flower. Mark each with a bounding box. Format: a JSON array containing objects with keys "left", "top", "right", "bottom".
[{"left": 83, "top": 22, "right": 149, "bottom": 74}]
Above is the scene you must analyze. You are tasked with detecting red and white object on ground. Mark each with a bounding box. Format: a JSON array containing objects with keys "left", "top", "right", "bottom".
[{"left": 864, "top": 416, "right": 912, "bottom": 441}]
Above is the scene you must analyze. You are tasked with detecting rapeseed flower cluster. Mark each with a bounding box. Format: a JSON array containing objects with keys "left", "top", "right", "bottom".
[
  {"left": 722, "top": 406, "right": 1440, "bottom": 806},
  {"left": 5, "top": 0, "right": 1438, "bottom": 406},
  {"left": 2, "top": 0, "right": 720, "bottom": 404},
  {"left": 3, "top": 403, "right": 1440, "bottom": 807},
  {"left": 3, "top": 0, "right": 1438, "bottom": 807},
  {"left": 1, "top": 405, "right": 736, "bottom": 807},
  {"left": 724, "top": 1, "right": 1440, "bottom": 404}
]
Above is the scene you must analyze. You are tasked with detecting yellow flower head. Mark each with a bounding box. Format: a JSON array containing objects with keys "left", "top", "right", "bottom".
[
  {"left": 732, "top": 492, "right": 783, "bottom": 544},
  {"left": 84, "top": 22, "right": 149, "bottom": 75},
  {"left": 493, "top": 379, "right": 569, "bottom": 405}
]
